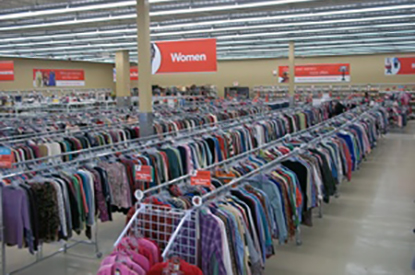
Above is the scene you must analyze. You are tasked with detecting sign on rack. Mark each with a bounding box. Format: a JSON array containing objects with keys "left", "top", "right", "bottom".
[
  {"left": 190, "top": 170, "right": 212, "bottom": 187},
  {"left": 0, "top": 147, "right": 13, "bottom": 168},
  {"left": 135, "top": 165, "right": 153, "bottom": 182}
]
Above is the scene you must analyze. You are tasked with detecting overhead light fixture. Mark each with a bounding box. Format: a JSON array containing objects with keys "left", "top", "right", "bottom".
[
  {"left": 150, "top": 13, "right": 415, "bottom": 37},
  {"left": 154, "top": 4, "right": 415, "bottom": 31},
  {"left": 0, "top": 0, "right": 175, "bottom": 21},
  {"left": 2, "top": 29, "right": 413, "bottom": 50},
  {"left": 0, "top": 0, "right": 317, "bottom": 22},
  {"left": 1, "top": 21, "right": 414, "bottom": 54},
  {"left": 3, "top": 36, "right": 414, "bottom": 56},
  {"left": 0, "top": 2, "right": 413, "bottom": 33}
]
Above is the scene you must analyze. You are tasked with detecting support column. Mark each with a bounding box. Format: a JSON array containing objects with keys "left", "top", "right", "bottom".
[
  {"left": 137, "top": 0, "right": 154, "bottom": 137},
  {"left": 115, "top": 50, "right": 131, "bottom": 107},
  {"left": 288, "top": 41, "right": 295, "bottom": 107}
]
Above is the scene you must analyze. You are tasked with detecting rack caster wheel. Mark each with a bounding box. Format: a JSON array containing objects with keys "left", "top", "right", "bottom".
[{"left": 96, "top": 252, "right": 103, "bottom": 259}]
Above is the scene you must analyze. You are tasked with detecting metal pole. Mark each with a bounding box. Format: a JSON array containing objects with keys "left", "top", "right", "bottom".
[
  {"left": 0, "top": 185, "right": 6, "bottom": 275},
  {"left": 289, "top": 41, "right": 295, "bottom": 107}
]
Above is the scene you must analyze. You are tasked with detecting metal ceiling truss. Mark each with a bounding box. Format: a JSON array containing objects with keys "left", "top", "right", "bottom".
[{"left": 0, "top": 0, "right": 414, "bottom": 62}]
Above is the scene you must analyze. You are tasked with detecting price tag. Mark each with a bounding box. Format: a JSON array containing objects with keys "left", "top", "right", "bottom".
[
  {"left": 0, "top": 147, "right": 13, "bottom": 168},
  {"left": 52, "top": 99, "right": 59, "bottom": 103},
  {"left": 135, "top": 165, "right": 153, "bottom": 182},
  {"left": 190, "top": 170, "right": 212, "bottom": 187}
]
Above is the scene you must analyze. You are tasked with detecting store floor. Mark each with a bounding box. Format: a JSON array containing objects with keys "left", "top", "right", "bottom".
[{"left": 4, "top": 123, "right": 415, "bottom": 275}]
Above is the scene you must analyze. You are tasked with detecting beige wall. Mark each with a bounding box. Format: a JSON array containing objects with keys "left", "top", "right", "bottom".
[
  {"left": 0, "top": 57, "right": 115, "bottom": 91},
  {"left": 2, "top": 52, "right": 415, "bottom": 97},
  {"left": 148, "top": 52, "right": 415, "bottom": 97}
]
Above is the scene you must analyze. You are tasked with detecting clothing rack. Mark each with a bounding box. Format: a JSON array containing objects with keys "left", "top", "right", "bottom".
[
  {"left": 0, "top": 183, "right": 101, "bottom": 275},
  {"left": 1, "top": 106, "right": 283, "bottom": 172},
  {"left": 138, "top": 106, "right": 352, "bottom": 197},
  {"left": 0, "top": 102, "right": 266, "bottom": 144},
  {"left": 114, "top": 105, "right": 383, "bottom": 271},
  {"left": 0, "top": 104, "right": 292, "bottom": 274},
  {"left": 158, "top": 107, "right": 379, "bottom": 263}
]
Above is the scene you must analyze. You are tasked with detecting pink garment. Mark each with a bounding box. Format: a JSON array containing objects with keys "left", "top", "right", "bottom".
[
  {"left": 116, "top": 237, "right": 157, "bottom": 267},
  {"left": 97, "top": 262, "right": 139, "bottom": 275},
  {"left": 110, "top": 251, "right": 150, "bottom": 272},
  {"left": 137, "top": 238, "right": 160, "bottom": 264},
  {"left": 101, "top": 255, "right": 145, "bottom": 275}
]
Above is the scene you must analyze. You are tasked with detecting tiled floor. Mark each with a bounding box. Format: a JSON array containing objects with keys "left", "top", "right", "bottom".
[{"left": 3, "top": 124, "right": 415, "bottom": 275}]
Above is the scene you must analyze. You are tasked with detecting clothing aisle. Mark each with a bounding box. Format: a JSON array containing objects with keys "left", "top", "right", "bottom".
[
  {"left": 3, "top": 110, "right": 414, "bottom": 275},
  {"left": 265, "top": 122, "right": 415, "bottom": 275}
]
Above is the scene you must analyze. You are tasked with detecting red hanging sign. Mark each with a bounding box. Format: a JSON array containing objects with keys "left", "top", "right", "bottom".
[
  {"left": 0, "top": 61, "right": 14, "bottom": 81},
  {"left": 122, "top": 38, "right": 217, "bottom": 81},
  {"left": 190, "top": 170, "right": 212, "bottom": 187},
  {"left": 135, "top": 165, "right": 153, "bottom": 182},
  {"left": 0, "top": 147, "right": 13, "bottom": 168}
]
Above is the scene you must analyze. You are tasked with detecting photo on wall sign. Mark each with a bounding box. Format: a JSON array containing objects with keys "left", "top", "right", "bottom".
[
  {"left": 385, "top": 57, "right": 401, "bottom": 75},
  {"left": 34, "top": 70, "right": 55, "bottom": 87}
]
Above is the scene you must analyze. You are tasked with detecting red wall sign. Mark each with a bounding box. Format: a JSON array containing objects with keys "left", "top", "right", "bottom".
[
  {"left": 385, "top": 57, "right": 415, "bottom": 75},
  {"left": 190, "top": 170, "right": 212, "bottom": 187},
  {"left": 0, "top": 147, "right": 13, "bottom": 168},
  {"left": 33, "top": 69, "right": 85, "bottom": 87},
  {"left": 135, "top": 165, "right": 153, "bottom": 182},
  {"left": 0, "top": 61, "right": 14, "bottom": 81},
  {"left": 278, "top": 63, "right": 350, "bottom": 83}
]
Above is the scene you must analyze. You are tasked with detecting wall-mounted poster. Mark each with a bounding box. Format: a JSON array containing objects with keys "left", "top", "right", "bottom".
[
  {"left": 0, "top": 61, "right": 14, "bottom": 81},
  {"left": 33, "top": 69, "right": 85, "bottom": 87},
  {"left": 278, "top": 63, "right": 350, "bottom": 83},
  {"left": 385, "top": 57, "right": 415, "bottom": 75}
]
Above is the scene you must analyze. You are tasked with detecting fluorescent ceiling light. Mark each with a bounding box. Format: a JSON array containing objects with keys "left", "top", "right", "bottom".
[
  {"left": 217, "top": 40, "right": 415, "bottom": 54},
  {"left": 2, "top": 3, "right": 414, "bottom": 43},
  {"left": 0, "top": 2, "right": 413, "bottom": 33},
  {"left": 2, "top": 37, "right": 411, "bottom": 56},
  {"left": 216, "top": 30, "right": 415, "bottom": 46},
  {"left": 0, "top": 42, "right": 138, "bottom": 54},
  {"left": 217, "top": 21, "right": 415, "bottom": 39},
  {"left": 2, "top": 29, "right": 414, "bottom": 50},
  {"left": 150, "top": 13, "right": 415, "bottom": 37},
  {"left": 0, "top": 35, "right": 138, "bottom": 49},
  {"left": 154, "top": 4, "right": 415, "bottom": 31},
  {"left": 1, "top": 29, "right": 137, "bottom": 43},
  {"left": 0, "top": 0, "right": 174, "bottom": 21},
  {"left": 0, "top": 14, "right": 136, "bottom": 32},
  {"left": 2, "top": 20, "right": 414, "bottom": 55},
  {"left": 151, "top": 0, "right": 316, "bottom": 16}
]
